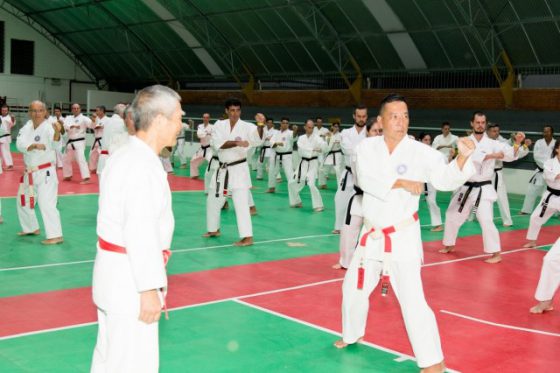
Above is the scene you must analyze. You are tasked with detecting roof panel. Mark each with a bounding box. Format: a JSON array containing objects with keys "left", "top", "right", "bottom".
[
  {"left": 509, "top": 0, "right": 550, "bottom": 19},
  {"left": 409, "top": 32, "right": 450, "bottom": 69},
  {"left": 390, "top": 0, "right": 430, "bottom": 30},
  {"left": 364, "top": 35, "right": 404, "bottom": 70},
  {"left": 338, "top": 1, "right": 383, "bottom": 33},
  {"left": 524, "top": 22, "right": 560, "bottom": 64},
  {"left": 495, "top": 24, "right": 538, "bottom": 65},
  {"left": 436, "top": 29, "right": 478, "bottom": 68},
  {"left": 415, "top": 0, "right": 457, "bottom": 27}
]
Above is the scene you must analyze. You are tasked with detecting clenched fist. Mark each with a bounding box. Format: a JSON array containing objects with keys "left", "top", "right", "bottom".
[{"left": 457, "top": 137, "right": 475, "bottom": 157}]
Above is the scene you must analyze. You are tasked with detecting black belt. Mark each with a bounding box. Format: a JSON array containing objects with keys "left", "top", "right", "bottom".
[
  {"left": 259, "top": 146, "right": 271, "bottom": 163},
  {"left": 424, "top": 183, "right": 429, "bottom": 196},
  {"left": 215, "top": 158, "right": 247, "bottom": 197},
  {"left": 66, "top": 137, "right": 85, "bottom": 150},
  {"left": 340, "top": 166, "right": 352, "bottom": 191},
  {"left": 275, "top": 151, "right": 291, "bottom": 166},
  {"left": 539, "top": 186, "right": 560, "bottom": 217},
  {"left": 0, "top": 133, "right": 10, "bottom": 139},
  {"left": 207, "top": 156, "right": 219, "bottom": 172},
  {"left": 296, "top": 156, "right": 318, "bottom": 183},
  {"left": 345, "top": 185, "right": 364, "bottom": 225},
  {"left": 529, "top": 166, "right": 545, "bottom": 184},
  {"left": 92, "top": 137, "right": 102, "bottom": 150},
  {"left": 457, "top": 180, "right": 492, "bottom": 213},
  {"left": 201, "top": 144, "right": 210, "bottom": 158},
  {"left": 493, "top": 168, "right": 503, "bottom": 190},
  {"left": 327, "top": 149, "right": 342, "bottom": 166}
]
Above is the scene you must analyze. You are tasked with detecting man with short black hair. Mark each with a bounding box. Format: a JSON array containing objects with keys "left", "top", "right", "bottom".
[
  {"left": 88, "top": 105, "right": 108, "bottom": 173},
  {"left": 62, "top": 103, "right": 91, "bottom": 184}
]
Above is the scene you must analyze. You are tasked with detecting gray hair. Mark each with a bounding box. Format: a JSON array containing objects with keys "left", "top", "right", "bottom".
[
  {"left": 29, "top": 100, "right": 46, "bottom": 110},
  {"left": 113, "top": 103, "right": 127, "bottom": 118},
  {"left": 131, "top": 85, "right": 181, "bottom": 132}
]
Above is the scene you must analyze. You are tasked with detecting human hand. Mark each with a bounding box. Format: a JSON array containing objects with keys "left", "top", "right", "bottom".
[{"left": 139, "top": 289, "right": 162, "bottom": 324}]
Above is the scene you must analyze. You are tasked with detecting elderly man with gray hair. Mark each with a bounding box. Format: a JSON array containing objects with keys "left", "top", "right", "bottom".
[{"left": 91, "top": 85, "right": 183, "bottom": 372}]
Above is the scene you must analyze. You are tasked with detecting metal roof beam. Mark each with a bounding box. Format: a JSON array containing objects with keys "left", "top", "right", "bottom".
[{"left": 506, "top": 0, "right": 541, "bottom": 64}]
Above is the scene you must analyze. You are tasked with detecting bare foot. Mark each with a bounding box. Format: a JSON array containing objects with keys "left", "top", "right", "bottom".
[
  {"left": 276, "top": 178, "right": 282, "bottom": 182},
  {"left": 332, "top": 263, "right": 346, "bottom": 270},
  {"left": 222, "top": 201, "right": 229, "bottom": 210},
  {"left": 234, "top": 237, "right": 253, "bottom": 247},
  {"left": 430, "top": 225, "right": 443, "bottom": 232},
  {"left": 63, "top": 177, "right": 72, "bottom": 181},
  {"left": 319, "top": 184, "right": 327, "bottom": 190},
  {"left": 332, "top": 229, "right": 340, "bottom": 234},
  {"left": 191, "top": 175, "right": 199, "bottom": 180},
  {"left": 79, "top": 178, "right": 90, "bottom": 185},
  {"left": 202, "top": 230, "right": 221, "bottom": 238},
  {"left": 18, "top": 229, "right": 40, "bottom": 236},
  {"left": 250, "top": 206, "right": 257, "bottom": 216},
  {"left": 523, "top": 241, "right": 537, "bottom": 248},
  {"left": 420, "top": 361, "right": 445, "bottom": 373},
  {"left": 484, "top": 253, "right": 502, "bottom": 264},
  {"left": 333, "top": 337, "right": 362, "bottom": 349},
  {"left": 529, "top": 300, "right": 554, "bottom": 314},
  {"left": 503, "top": 223, "right": 513, "bottom": 227},
  {"left": 42, "top": 237, "right": 64, "bottom": 245},
  {"left": 179, "top": 164, "right": 187, "bottom": 169},
  {"left": 438, "top": 246, "right": 454, "bottom": 254},
  {"left": 6, "top": 165, "right": 13, "bottom": 171},
  {"left": 265, "top": 188, "right": 275, "bottom": 193},
  {"left": 291, "top": 203, "right": 303, "bottom": 208},
  {"left": 519, "top": 211, "right": 529, "bottom": 215},
  {"left": 0, "top": 216, "right": 3, "bottom": 224},
  {"left": 314, "top": 207, "right": 324, "bottom": 212}
]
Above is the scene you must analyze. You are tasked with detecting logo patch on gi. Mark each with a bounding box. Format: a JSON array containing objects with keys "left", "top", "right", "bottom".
[
  {"left": 396, "top": 164, "right": 408, "bottom": 175},
  {"left": 34, "top": 135, "right": 41, "bottom": 142}
]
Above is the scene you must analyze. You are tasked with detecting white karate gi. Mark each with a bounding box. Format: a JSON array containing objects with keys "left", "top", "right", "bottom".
[
  {"left": 443, "top": 133, "right": 517, "bottom": 254},
  {"left": 0, "top": 114, "right": 15, "bottom": 168},
  {"left": 315, "top": 126, "right": 331, "bottom": 186},
  {"left": 269, "top": 129, "right": 297, "bottom": 203},
  {"left": 427, "top": 133, "right": 458, "bottom": 226},
  {"left": 91, "top": 136, "right": 174, "bottom": 373},
  {"left": 522, "top": 138, "right": 557, "bottom": 214},
  {"left": 190, "top": 123, "right": 215, "bottom": 192},
  {"left": 289, "top": 133, "right": 327, "bottom": 209},
  {"left": 534, "top": 236, "right": 560, "bottom": 302},
  {"left": 431, "top": 133, "right": 458, "bottom": 160},
  {"left": 334, "top": 126, "right": 367, "bottom": 230},
  {"left": 96, "top": 114, "right": 127, "bottom": 176},
  {"left": 320, "top": 132, "right": 344, "bottom": 186},
  {"left": 206, "top": 119, "right": 262, "bottom": 237},
  {"left": 342, "top": 135, "right": 475, "bottom": 368},
  {"left": 257, "top": 126, "right": 277, "bottom": 180},
  {"left": 424, "top": 182, "right": 442, "bottom": 227},
  {"left": 494, "top": 136, "right": 530, "bottom": 226},
  {"left": 526, "top": 157, "right": 560, "bottom": 241},
  {"left": 63, "top": 113, "right": 92, "bottom": 180},
  {"left": 88, "top": 115, "right": 108, "bottom": 171},
  {"left": 173, "top": 122, "right": 190, "bottom": 167},
  {"left": 48, "top": 115, "right": 65, "bottom": 168},
  {"left": 16, "top": 119, "right": 62, "bottom": 239}
]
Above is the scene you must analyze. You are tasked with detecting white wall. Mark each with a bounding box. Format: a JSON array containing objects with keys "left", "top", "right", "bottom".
[{"left": 0, "top": 10, "right": 94, "bottom": 110}]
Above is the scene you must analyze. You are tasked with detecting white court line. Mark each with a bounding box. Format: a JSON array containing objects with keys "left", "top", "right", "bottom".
[
  {"left": 0, "top": 233, "right": 336, "bottom": 272},
  {"left": 0, "top": 322, "right": 98, "bottom": 341},
  {"left": 422, "top": 246, "right": 545, "bottom": 268},
  {"left": 440, "top": 310, "right": 560, "bottom": 338}
]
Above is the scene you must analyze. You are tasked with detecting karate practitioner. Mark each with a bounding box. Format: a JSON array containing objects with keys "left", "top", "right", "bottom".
[
  {"left": 333, "top": 119, "right": 382, "bottom": 270},
  {"left": 529, "top": 236, "right": 560, "bottom": 314},
  {"left": 63, "top": 103, "right": 91, "bottom": 183},
  {"left": 96, "top": 104, "right": 128, "bottom": 176},
  {"left": 267, "top": 117, "right": 295, "bottom": 195},
  {"left": 486, "top": 123, "right": 530, "bottom": 226},
  {"left": 418, "top": 132, "right": 443, "bottom": 231},
  {"left": 524, "top": 140, "right": 560, "bottom": 248},
  {"left": 333, "top": 106, "right": 368, "bottom": 234},
  {"left": 190, "top": 113, "right": 214, "bottom": 188},
  {"left": 257, "top": 116, "right": 277, "bottom": 180},
  {"left": 0, "top": 104, "right": 15, "bottom": 170},
  {"left": 315, "top": 117, "right": 331, "bottom": 189},
  {"left": 88, "top": 106, "right": 108, "bottom": 173},
  {"left": 335, "top": 94, "right": 476, "bottom": 373},
  {"left": 289, "top": 119, "right": 328, "bottom": 212},
  {"left": 48, "top": 107, "right": 66, "bottom": 168},
  {"left": 441, "top": 112, "right": 525, "bottom": 263},
  {"left": 0, "top": 160, "right": 3, "bottom": 223},
  {"left": 173, "top": 120, "right": 190, "bottom": 168},
  {"left": 91, "top": 85, "right": 182, "bottom": 373},
  {"left": 431, "top": 122, "right": 457, "bottom": 160},
  {"left": 520, "top": 125, "right": 557, "bottom": 214},
  {"left": 203, "top": 98, "right": 263, "bottom": 246},
  {"left": 16, "top": 101, "right": 63, "bottom": 245},
  {"left": 320, "top": 122, "right": 344, "bottom": 187}
]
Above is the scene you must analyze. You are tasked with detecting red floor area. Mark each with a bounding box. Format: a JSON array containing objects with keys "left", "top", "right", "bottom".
[{"left": 0, "top": 152, "right": 203, "bottom": 197}]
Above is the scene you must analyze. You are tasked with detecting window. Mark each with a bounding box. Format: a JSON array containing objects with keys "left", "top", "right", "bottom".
[{"left": 11, "top": 39, "right": 34, "bottom": 75}]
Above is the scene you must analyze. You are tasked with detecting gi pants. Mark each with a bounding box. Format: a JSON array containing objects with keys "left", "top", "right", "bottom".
[
  {"left": 334, "top": 169, "right": 355, "bottom": 230},
  {"left": 521, "top": 172, "right": 546, "bottom": 214},
  {"left": 338, "top": 194, "right": 362, "bottom": 269},
  {"left": 189, "top": 147, "right": 208, "bottom": 177},
  {"left": 534, "top": 238, "right": 560, "bottom": 301},
  {"left": 526, "top": 192, "right": 560, "bottom": 241},
  {"left": 63, "top": 140, "right": 90, "bottom": 179},
  {"left": 269, "top": 154, "right": 297, "bottom": 205},
  {"left": 91, "top": 308, "right": 159, "bottom": 373},
  {"left": 289, "top": 159, "right": 323, "bottom": 209},
  {"left": 16, "top": 166, "right": 62, "bottom": 239},
  {"left": 0, "top": 140, "right": 13, "bottom": 167},
  {"left": 494, "top": 170, "right": 513, "bottom": 225},
  {"left": 174, "top": 138, "right": 188, "bottom": 166},
  {"left": 425, "top": 183, "right": 442, "bottom": 227},
  {"left": 443, "top": 185, "right": 500, "bottom": 254},
  {"left": 342, "top": 245, "right": 443, "bottom": 368},
  {"left": 89, "top": 139, "right": 102, "bottom": 171},
  {"left": 318, "top": 152, "right": 343, "bottom": 186}
]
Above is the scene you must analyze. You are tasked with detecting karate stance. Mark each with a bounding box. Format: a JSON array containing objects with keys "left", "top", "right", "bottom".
[
  {"left": 0, "top": 104, "right": 15, "bottom": 170},
  {"left": 335, "top": 94, "right": 475, "bottom": 373},
  {"left": 441, "top": 111, "right": 525, "bottom": 264},
  {"left": 190, "top": 113, "right": 214, "bottom": 191},
  {"left": 530, "top": 236, "right": 560, "bottom": 314},
  {"left": 91, "top": 85, "right": 182, "bottom": 372},
  {"left": 16, "top": 101, "right": 64, "bottom": 245},
  {"left": 203, "top": 98, "right": 263, "bottom": 246},
  {"left": 524, "top": 140, "right": 560, "bottom": 248},
  {"left": 63, "top": 103, "right": 91, "bottom": 183},
  {"left": 268, "top": 117, "right": 295, "bottom": 199}
]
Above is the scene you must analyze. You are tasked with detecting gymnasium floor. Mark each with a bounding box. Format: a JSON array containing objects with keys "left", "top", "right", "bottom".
[{"left": 1, "top": 147, "right": 559, "bottom": 372}]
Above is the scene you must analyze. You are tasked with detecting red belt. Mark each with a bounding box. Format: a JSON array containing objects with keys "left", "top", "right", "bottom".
[
  {"left": 357, "top": 211, "right": 419, "bottom": 296},
  {"left": 100, "top": 150, "right": 109, "bottom": 155},
  {"left": 18, "top": 162, "right": 53, "bottom": 209}
]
